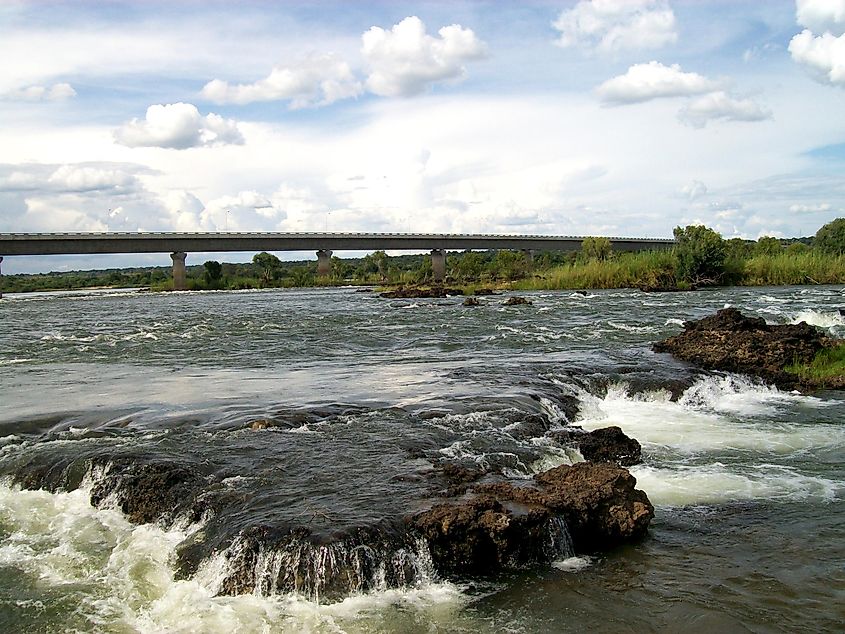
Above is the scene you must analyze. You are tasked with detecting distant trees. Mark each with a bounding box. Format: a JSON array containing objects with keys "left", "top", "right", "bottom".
[
  {"left": 581, "top": 237, "right": 612, "bottom": 261},
  {"left": 673, "top": 225, "right": 726, "bottom": 284},
  {"left": 252, "top": 252, "right": 282, "bottom": 285},
  {"left": 203, "top": 260, "right": 223, "bottom": 286},
  {"left": 754, "top": 236, "right": 783, "bottom": 256},
  {"left": 814, "top": 218, "right": 845, "bottom": 255}
]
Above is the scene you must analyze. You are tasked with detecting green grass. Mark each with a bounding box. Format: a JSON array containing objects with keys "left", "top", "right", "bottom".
[
  {"left": 513, "top": 250, "right": 678, "bottom": 291},
  {"left": 740, "top": 252, "right": 845, "bottom": 286},
  {"left": 786, "top": 344, "right": 845, "bottom": 386}
]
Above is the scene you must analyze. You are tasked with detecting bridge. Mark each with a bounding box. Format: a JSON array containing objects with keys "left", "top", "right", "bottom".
[{"left": 0, "top": 232, "right": 675, "bottom": 292}]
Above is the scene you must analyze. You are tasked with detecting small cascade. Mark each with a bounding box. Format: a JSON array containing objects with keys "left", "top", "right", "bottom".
[{"left": 216, "top": 530, "right": 438, "bottom": 603}]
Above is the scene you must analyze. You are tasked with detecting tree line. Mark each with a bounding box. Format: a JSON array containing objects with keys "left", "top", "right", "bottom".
[{"left": 3, "top": 218, "right": 844, "bottom": 293}]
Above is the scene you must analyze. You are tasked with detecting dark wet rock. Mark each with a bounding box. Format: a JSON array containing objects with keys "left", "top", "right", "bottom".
[
  {"left": 354, "top": 288, "right": 374, "bottom": 293},
  {"left": 472, "top": 288, "right": 499, "bottom": 296},
  {"left": 532, "top": 462, "right": 653, "bottom": 552},
  {"left": 380, "top": 286, "right": 464, "bottom": 299},
  {"left": 90, "top": 461, "right": 205, "bottom": 525},
  {"left": 410, "top": 462, "right": 653, "bottom": 574},
  {"left": 250, "top": 419, "right": 271, "bottom": 430},
  {"left": 463, "top": 296, "right": 481, "bottom": 307},
  {"left": 549, "top": 426, "right": 642, "bottom": 466},
  {"left": 217, "top": 523, "right": 429, "bottom": 602},
  {"left": 409, "top": 496, "right": 562, "bottom": 574},
  {"left": 503, "top": 296, "right": 532, "bottom": 306},
  {"left": 653, "top": 307, "right": 837, "bottom": 389}
]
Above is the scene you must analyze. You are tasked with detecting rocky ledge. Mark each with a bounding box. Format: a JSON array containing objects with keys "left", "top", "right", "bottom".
[
  {"left": 410, "top": 461, "right": 653, "bottom": 574},
  {"left": 653, "top": 307, "right": 841, "bottom": 389},
  {"left": 380, "top": 286, "right": 464, "bottom": 299}
]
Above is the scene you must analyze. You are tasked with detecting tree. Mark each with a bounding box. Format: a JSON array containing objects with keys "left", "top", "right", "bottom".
[
  {"left": 754, "top": 236, "right": 782, "bottom": 256},
  {"left": 492, "top": 250, "right": 527, "bottom": 280},
  {"left": 203, "top": 260, "right": 223, "bottom": 286},
  {"left": 673, "top": 224, "right": 726, "bottom": 284},
  {"left": 454, "top": 251, "right": 485, "bottom": 280},
  {"left": 252, "top": 252, "right": 282, "bottom": 285},
  {"left": 581, "top": 236, "right": 612, "bottom": 261},
  {"left": 814, "top": 218, "right": 845, "bottom": 255}
]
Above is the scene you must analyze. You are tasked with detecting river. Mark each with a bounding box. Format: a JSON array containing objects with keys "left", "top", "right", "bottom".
[{"left": 0, "top": 285, "right": 843, "bottom": 633}]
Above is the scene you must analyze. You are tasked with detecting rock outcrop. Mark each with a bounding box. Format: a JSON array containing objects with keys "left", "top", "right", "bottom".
[
  {"left": 503, "top": 296, "right": 532, "bottom": 306},
  {"left": 653, "top": 307, "right": 837, "bottom": 389},
  {"left": 409, "top": 462, "right": 653, "bottom": 574},
  {"left": 380, "top": 287, "right": 464, "bottom": 299},
  {"left": 550, "top": 426, "right": 642, "bottom": 466}
]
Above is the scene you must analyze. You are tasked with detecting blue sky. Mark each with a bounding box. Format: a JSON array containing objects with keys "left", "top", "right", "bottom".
[{"left": 1, "top": 0, "right": 844, "bottom": 273}]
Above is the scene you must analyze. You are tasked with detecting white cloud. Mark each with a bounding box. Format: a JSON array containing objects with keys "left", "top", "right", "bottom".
[
  {"left": 553, "top": 0, "right": 677, "bottom": 54},
  {"left": 114, "top": 103, "right": 244, "bottom": 149},
  {"left": 679, "top": 180, "right": 708, "bottom": 200},
  {"left": 0, "top": 163, "right": 140, "bottom": 194},
  {"left": 362, "top": 16, "right": 486, "bottom": 97},
  {"left": 789, "top": 202, "right": 831, "bottom": 212},
  {"left": 678, "top": 91, "right": 771, "bottom": 128},
  {"left": 796, "top": 0, "right": 845, "bottom": 35},
  {"left": 200, "top": 190, "right": 287, "bottom": 231},
  {"left": 597, "top": 61, "right": 720, "bottom": 104},
  {"left": 1, "top": 82, "right": 76, "bottom": 101},
  {"left": 201, "top": 54, "right": 362, "bottom": 108},
  {"left": 789, "top": 29, "right": 845, "bottom": 86}
]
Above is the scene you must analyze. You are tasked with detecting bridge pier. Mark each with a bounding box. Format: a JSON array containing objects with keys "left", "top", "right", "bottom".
[
  {"left": 522, "top": 249, "right": 534, "bottom": 272},
  {"left": 0, "top": 256, "right": 3, "bottom": 299},
  {"left": 170, "top": 252, "right": 187, "bottom": 290},
  {"left": 431, "top": 249, "right": 446, "bottom": 283},
  {"left": 317, "top": 249, "right": 332, "bottom": 277}
]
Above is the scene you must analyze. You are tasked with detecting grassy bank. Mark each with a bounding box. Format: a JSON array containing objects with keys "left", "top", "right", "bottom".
[
  {"left": 511, "top": 250, "right": 845, "bottom": 291},
  {"left": 786, "top": 344, "right": 845, "bottom": 388}
]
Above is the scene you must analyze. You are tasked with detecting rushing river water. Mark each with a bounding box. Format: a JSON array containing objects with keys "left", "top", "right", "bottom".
[{"left": 0, "top": 284, "right": 843, "bottom": 633}]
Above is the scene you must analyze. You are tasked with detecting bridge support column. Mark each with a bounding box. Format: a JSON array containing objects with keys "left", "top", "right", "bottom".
[
  {"left": 431, "top": 249, "right": 446, "bottom": 283},
  {"left": 0, "top": 256, "right": 3, "bottom": 299},
  {"left": 170, "top": 252, "right": 187, "bottom": 290},
  {"left": 522, "top": 249, "right": 534, "bottom": 272},
  {"left": 317, "top": 249, "right": 332, "bottom": 277}
]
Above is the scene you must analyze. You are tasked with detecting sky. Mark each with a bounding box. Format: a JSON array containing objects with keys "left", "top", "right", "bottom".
[{"left": 1, "top": 0, "right": 844, "bottom": 273}]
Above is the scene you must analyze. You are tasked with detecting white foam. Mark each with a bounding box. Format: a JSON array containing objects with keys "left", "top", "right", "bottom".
[
  {"left": 791, "top": 309, "right": 845, "bottom": 330},
  {"left": 631, "top": 463, "right": 841, "bottom": 506},
  {"left": 552, "top": 556, "right": 592, "bottom": 572},
  {"left": 571, "top": 377, "right": 845, "bottom": 506},
  {"left": 0, "top": 483, "right": 467, "bottom": 633}
]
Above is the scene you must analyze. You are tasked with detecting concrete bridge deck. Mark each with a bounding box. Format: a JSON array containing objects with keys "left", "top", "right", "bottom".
[{"left": 0, "top": 231, "right": 675, "bottom": 292}]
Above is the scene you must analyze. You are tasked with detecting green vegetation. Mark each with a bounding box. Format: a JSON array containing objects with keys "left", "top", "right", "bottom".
[
  {"left": 786, "top": 344, "right": 845, "bottom": 387},
  {"left": 4, "top": 219, "right": 845, "bottom": 294}
]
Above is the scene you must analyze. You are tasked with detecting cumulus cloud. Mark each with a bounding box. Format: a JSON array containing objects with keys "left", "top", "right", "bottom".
[
  {"left": 200, "top": 190, "right": 287, "bottom": 231},
  {"left": 0, "top": 163, "right": 140, "bottom": 194},
  {"left": 789, "top": 202, "right": 832, "bottom": 213},
  {"left": 1, "top": 82, "right": 76, "bottom": 101},
  {"left": 597, "top": 61, "right": 720, "bottom": 104},
  {"left": 796, "top": 0, "right": 845, "bottom": 35},
  {"left": 362, "top": 16, "right": 487, "bottom": 97},
  {"left": 679, "top": 180, "right": 708, "bottom": 200},
  {"left": 553, "top": 0, "right": 677, "bottom": 54},
  {"left": 114, "top": 103, "right": 244, "bottom": 149},
  {"left": 201, "top": 54, "right": 362, "bottom": 108},
  {"left": 678, "top": 91, "right": 772, "bottom": 128},
  {"left": 789, "top": 29, "right": 845, "bottom": 86}
]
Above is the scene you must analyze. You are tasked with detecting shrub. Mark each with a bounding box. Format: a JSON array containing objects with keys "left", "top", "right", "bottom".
[
  {"left": 814, "top": 218, "right": 845, "bottom": 255},
  {"left": 673, "top": 225, "right": 726, "bottom": 284},
  {"left": 581, "top": 236, "right": 612, "bottom": 261}
]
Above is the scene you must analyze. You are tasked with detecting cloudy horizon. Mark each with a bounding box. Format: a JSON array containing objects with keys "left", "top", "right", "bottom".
[{"left": 1, "top": 0, "right": 844, "bottom": 273}]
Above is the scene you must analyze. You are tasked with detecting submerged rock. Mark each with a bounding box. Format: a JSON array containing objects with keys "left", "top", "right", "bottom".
[
  {"left": 503, "top": 296, "right": 532, "bottom": 306},
  {"left": 463, "top": 297, "right": 481, "bottom": 307},
  {"left": 653, "top": 307, "right": 837, "bottom": 389},
  {"left": 550, "top": 426, "right": 642, "bottom": 466},
  {"left": 379, "top": 287, "right": 464, "bottom": 299}
]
